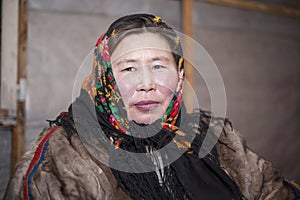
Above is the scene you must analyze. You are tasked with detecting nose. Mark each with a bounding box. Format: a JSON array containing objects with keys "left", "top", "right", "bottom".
[{"left": 136, "top": 67, "right": 156, "bottom": 92}]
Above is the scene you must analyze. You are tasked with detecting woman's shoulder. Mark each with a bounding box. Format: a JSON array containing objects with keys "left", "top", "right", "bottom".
[
  {"left": 5, "top": 126, "right": 130, "bottom": 200},
  {"left": 4, "top": 126, "right": 65, "bottom": 199},
  {"left": 187, "top": 110, "right": 297, "bottom": 199},
  {"left": 217, "top": 121, "right": 298, "bottom": 199}
]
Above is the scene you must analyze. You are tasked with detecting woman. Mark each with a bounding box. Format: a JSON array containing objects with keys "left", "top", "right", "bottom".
[{"left": 4, "top": 14, "right": 299, "bottom": 200}]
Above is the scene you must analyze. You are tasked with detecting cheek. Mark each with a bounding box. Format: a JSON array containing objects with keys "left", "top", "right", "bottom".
[
  {"left": 154, "top": 70, "right": 178, "bottom": 96},
  {"left": 114, "top": 74, "right": 137, "bottom": 106}
]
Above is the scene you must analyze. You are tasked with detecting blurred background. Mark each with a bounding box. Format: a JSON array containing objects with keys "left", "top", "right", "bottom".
[{"left": 1, "top": 0, "right": 300, "bottom": 198}]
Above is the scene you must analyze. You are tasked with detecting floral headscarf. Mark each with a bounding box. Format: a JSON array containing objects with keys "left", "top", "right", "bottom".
[{"left": 81, "top": 15, "right": 189, "bottom": 150}]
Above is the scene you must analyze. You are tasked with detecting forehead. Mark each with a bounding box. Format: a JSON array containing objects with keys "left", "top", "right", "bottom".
[{"left": 110, "top": 32, "right": 172, "bottom": 63}]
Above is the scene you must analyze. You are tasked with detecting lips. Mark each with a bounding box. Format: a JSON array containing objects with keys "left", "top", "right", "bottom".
[{"left": 134, "top": 100, "right": 159, "bottom": 111}]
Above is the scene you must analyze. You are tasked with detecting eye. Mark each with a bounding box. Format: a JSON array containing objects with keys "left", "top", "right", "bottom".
[
  {"left": 152, "top": 65, "right": 165, "bottom": 70},
  {"left": 122, "top": 67, "right": 136, "bottom": 72}
]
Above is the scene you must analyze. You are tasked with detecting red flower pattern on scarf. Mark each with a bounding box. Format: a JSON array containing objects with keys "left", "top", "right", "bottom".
[{"left": 102, "top": 44, "right": 110, "bottom": 62}]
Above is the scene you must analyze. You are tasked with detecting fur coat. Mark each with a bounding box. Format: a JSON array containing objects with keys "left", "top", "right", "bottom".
[{"left": 4, "top": 122, "right": 297, "bottom": 200}]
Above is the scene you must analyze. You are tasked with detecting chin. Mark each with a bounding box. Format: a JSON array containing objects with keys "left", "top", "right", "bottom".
[{"left": 130, "top": 113, "right": 161, "bottom": 125}]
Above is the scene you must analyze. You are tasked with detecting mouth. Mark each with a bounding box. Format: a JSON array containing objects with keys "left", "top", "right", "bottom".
[{"left": 134, "top": 100, "right": 159, "bottom": 111}]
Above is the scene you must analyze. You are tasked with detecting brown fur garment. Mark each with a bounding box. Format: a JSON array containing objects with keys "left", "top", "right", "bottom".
[{"left": 4, "top": 124, "right": 296, "bottom": 199}]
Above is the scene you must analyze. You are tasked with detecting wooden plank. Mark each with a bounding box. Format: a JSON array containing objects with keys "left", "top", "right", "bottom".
[
  {"left": 201, "top": 0, "right": 300, "bottom": 19},
  {"left": 182, "top": 0, "right": 194, "bottom": 37},
  {"left": 1, "top": 0, "right": 19, "bottom": 116},
  {"left": 182, "top": 0, "right": 196, "bottom": 113},
  {"left": 11, "top": 0, "right": 27, "bottom": 173},
  {"left": 12, "top": 102, "right": 25, "bottom": 172},
  {"left": 18, "top": 0, "right": 28, "bottom": 82}
]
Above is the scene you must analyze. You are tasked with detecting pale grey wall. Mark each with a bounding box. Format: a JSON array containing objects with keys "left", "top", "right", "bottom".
[
  {"left": 25, "top": 0, "right": 300, "bottom": 183},
  {"left": 2, "top": 0, "right": 300, "bottom": 197},
  {"left": 192, "top": 2, "right": 300, "bottom": 182}
]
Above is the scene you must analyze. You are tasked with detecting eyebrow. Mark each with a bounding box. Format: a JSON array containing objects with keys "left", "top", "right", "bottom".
[
  {"left": 114, "top": 56, "right": 170, "bottom": 66},
  {"left": 152, "top": 56, "right": 170, "bottom": 62}
]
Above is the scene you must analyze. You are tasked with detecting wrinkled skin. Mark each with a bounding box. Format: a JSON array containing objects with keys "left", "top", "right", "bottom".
[{"left": 111, "top": 33, "right": 179, "bottom": 124}]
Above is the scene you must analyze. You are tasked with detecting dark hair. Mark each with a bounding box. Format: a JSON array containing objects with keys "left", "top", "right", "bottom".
[{"left": 105, "top": 14, "right": 183, "bottom": 64}]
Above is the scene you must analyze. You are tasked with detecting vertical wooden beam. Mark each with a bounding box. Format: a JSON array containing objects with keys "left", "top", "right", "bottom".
[
  {"left": 11, "top": 0, "right": 27, "bottom": 172},
  {"left": 182, "top": 0, "right": 195, "bottom": 113},
  {"left": 17, "top": 0, "right": 28, "bottom": 84}
]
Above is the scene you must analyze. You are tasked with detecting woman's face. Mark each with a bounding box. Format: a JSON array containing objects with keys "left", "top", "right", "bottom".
[{"left": 111, "top": 33, "right": 179, "bottom": 124}]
